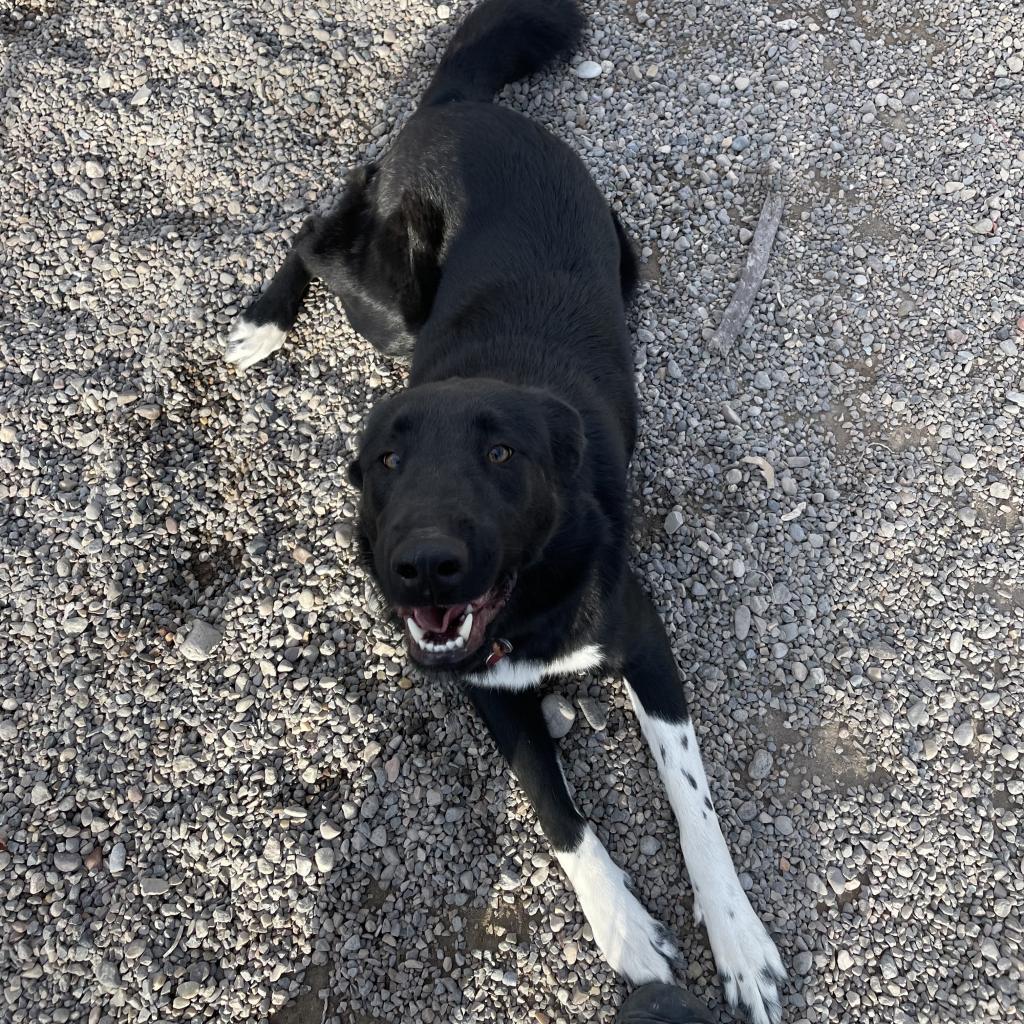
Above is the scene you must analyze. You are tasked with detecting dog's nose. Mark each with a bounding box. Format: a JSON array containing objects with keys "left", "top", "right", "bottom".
[{"left": 390, "top": 535, "right": 468, "bottom": 599}]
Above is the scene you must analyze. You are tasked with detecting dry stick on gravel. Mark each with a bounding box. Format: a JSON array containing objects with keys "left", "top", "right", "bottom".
[
  {"left": 164, "top": 924, "right": 185, "bottom": 958},
  {"left": 709, "top": 173, "right": 784, "bottom": 354}
]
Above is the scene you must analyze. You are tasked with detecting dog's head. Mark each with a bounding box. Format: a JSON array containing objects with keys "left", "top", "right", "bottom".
[{"left": 348, "top": 378, "right": 585, "bottom": 668}]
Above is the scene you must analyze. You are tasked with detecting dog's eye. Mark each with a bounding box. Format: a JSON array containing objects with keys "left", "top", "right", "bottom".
[
  {"left": 487, "top": 444, "right": 514, "bottom": 464},
  {"left": 381, "top": 451, "right": 401, "bottom": 470}
]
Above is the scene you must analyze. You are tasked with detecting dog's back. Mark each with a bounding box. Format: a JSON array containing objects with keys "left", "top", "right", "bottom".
[
  {"left": 356, "top": 0, "right": 639, "bottom": 451},
  {"left": 227, "top": 0, "right": 637, "bottom": 408}
]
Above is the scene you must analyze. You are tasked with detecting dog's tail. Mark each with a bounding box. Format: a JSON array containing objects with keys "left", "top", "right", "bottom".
[{"left": 420, "top": 0, "right": 584, "bottom": 107}]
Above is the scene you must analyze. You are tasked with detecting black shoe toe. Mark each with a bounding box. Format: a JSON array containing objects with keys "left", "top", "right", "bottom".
[{"left": 614, "top": 983, "right": 716, "bottom": 1024}]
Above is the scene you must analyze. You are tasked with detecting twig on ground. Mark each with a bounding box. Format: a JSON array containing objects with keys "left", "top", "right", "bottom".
[
  {"left": 709, "top": 172, "right": 784, "bottom": 354},
  {"left": 741, "top": 455, "right": 776, "bottom": 489},
  {"left": 164, "top": 924, "right": 185, "bottom": 958}
]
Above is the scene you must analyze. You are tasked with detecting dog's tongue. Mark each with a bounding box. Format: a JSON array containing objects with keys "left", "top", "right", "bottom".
[{"left": 412, "top": 604, "right": 465, "bottom": 634}]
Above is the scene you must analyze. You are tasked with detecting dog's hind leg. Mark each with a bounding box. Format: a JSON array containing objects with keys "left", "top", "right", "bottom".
[
  {"left": 612, "top": 209, "right": 639, "bottom": 303},
  {"left": 615, "top": 572, "right": 786, "bottom": 1024},
  {"left": 467, "top": 684, "right": 677, "bottom": 986},
  {"left": 225, "top": 218, "right": 316, "bottom": 371}
]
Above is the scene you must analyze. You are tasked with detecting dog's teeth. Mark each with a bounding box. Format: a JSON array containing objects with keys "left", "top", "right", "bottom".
[
  {"left": 410, "top": 622, "right": 468, "bottom": 655},
  {"left": 458, "top": 612, "right": 473, "bottom": 641}
]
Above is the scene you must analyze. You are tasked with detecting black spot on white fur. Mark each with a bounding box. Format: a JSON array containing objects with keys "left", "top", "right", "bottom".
[{"left": 627, "top": 705, "right": 786, "bottom": 1024}]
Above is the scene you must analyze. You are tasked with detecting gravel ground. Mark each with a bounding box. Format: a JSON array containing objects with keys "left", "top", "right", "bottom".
[{"left": 2, "top": 1, "right": 1022, "bottom": 1023}]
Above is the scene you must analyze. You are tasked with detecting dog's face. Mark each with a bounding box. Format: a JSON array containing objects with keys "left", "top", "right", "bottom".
[{"left": 348, "top": 378, "right": 584, "bottom": 667}]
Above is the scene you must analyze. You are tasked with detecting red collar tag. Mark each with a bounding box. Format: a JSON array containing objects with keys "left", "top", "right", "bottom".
[{"left": 485, "top": 639, "right": 513, "bottom": 668}]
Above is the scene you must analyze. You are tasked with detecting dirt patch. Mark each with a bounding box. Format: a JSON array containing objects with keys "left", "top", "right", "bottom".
[
  {"left": 792, "top": 718, "right": 894, "bottom": 793},
  {"left": 464, "top": 901, "right": 538, "bottom": 954},
  {"left": 271, "top": 963, "right": 332, "bottom": 1024}
]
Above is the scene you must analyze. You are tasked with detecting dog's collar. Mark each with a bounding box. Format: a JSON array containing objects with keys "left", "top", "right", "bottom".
[{"left": 485, "top": 638, "right": 514, "bottom": 668}]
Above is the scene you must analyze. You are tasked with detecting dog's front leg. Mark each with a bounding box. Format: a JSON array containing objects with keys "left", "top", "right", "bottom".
[
  {"left": 616, "top": 572, "right": 786, "bottom": 1024},
  {"left": 466, "top": 683, "right": 677, "bottom": 986},
  {"left": 225, "top": 218, "right": 318, "bottom": 371}
]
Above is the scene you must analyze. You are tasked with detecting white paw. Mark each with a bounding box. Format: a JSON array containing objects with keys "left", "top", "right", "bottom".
[
  {"left": 593, "top": 884, "right": 677, "bottom": 986},
  {"left": 224, "top": 318, "right": 286, "bottom": 370},
  {"left": 556, "top": 827, "right": 676, "bottom": 986},
  {"left": 701, "top": 894, "right": 785, "bottom": 1024}
]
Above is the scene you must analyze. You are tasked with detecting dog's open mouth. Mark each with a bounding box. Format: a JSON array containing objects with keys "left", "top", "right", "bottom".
[{"left": 398, "top": 575, "right": 515, "bottom": 665}]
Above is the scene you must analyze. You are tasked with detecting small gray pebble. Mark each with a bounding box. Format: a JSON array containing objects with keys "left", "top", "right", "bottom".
[
  {"left": 54, "top": 852, "right": 82, "bottom": 873},
  {"left": 542, "top": 693, "right": 576, "bottom": 739},
  {"left": 907, "top": 700, "right": 928, "bottom": 727},
  {"left": 109, "top": 842, "right": 126, "bottom": 874},
  {"left": 734, "top": 604, "right": 751, "bottom": 641},
  {"left": 748, "top": 749, "right": 773, "bottom": 779},
  {"left": 96, "top": 961, "right": 122, "bottom": 991},
  {"left": 953, "top": 720, "right": 974, "bottom": 746},
  {"left": 578, "top": 697, "right": 607, "bottom": 731},
  {"left": 320, "top": 820, "right": 342, "bottom": 840},
  {"left": 774, "top": 814, "right": 795, "bottom": 836},
  {"left": 180, "top": 620, "right": 222, "bottom": 661},
  {"left": 807, "top": 874, "right": 827, "bottom": 896}
]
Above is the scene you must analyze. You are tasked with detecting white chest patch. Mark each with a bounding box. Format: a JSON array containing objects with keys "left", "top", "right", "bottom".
[{"left": 465, "top": 643, "right": 604, "bottom": 691}]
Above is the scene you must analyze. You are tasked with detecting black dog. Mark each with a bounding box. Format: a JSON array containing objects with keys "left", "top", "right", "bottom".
[{"left": 228, "top": 2, "right": 784, "bottom": 1020}]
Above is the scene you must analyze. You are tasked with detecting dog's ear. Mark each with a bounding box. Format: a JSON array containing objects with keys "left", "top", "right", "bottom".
[
  {"left": 347, "top": 458, "right": 363, "bottom": 489},
  {"left": 536, "top": 391, "right": 586, "bottom": 478}
]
